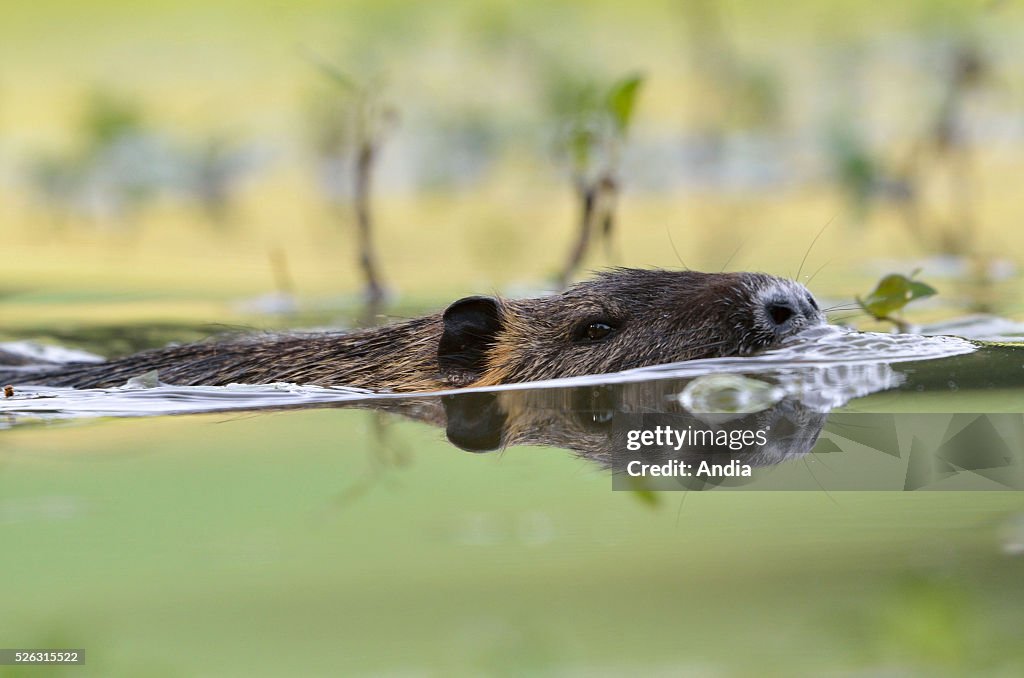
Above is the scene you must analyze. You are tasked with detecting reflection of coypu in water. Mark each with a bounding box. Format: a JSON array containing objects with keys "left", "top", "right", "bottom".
[
  {"left": 340, "top": 378, "right": 828, "bottom": 489},
  {"left": 1, "top": 268, "right": 824, "bottom": 391},
  {"left": 441, "top": 380, "right": 827, "bottom": 477}
]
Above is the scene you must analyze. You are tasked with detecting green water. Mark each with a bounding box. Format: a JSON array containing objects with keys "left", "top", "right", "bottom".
[{"left": 2, "top": 349, "right": 1024, "bottom": 675}]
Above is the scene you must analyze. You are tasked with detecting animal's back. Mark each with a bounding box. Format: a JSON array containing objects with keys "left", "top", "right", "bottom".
[{"left": 1, "top": 269, "right": 826, "bottom": 392}]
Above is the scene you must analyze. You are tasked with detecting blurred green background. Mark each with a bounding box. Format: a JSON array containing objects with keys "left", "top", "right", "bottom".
[
  {"left": 2, "top": 0, "right": 1024, "bottom": 328},
  {"left": 2, "top": 1, "right": 1024, "bottom": 675}
]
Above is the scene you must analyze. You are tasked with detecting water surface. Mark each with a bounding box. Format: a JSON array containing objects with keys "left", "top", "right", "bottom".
[{"left": 1, "top": 322, "right": 1023, "bottom": 675}]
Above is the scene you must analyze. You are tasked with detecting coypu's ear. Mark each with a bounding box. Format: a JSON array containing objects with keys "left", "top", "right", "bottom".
[
  {"left": 442, "top": 392, "right": 506, "bottom": 453},
  {"left": 438, "top": 296, "right": 503, "bottom": 386}
]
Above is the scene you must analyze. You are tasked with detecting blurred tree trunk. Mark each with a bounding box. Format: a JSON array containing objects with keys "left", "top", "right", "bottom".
[
  {"left": 354, "top": 141, "right": 386, "bottom": 306},
  {"left": 558, "top": 176, "right": 619, "bottom": 288},
  {"left": 558, "top": 183, "right": 599, "bottom": 289}
]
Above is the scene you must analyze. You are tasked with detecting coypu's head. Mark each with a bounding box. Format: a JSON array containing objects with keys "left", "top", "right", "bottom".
[{"left": 438, "top": 268, "right": 825, "bottom": 386}]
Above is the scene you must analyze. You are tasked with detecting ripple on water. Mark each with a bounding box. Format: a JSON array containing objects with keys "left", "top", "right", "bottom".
[{"left": 0, "top": 325, "right": 983, "bottom": 425}]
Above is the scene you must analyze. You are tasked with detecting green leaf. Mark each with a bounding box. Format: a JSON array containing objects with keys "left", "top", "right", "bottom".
[
  {"left": 857, "top": 273, "right": 937, "bottom": 319},
  {"left": 566, "top": 123, "right": 595, "bottom": 173},
  {"left": 622, "top": 473, "right": 663, "bottom": 510},
  {"left": 82, "top": 90, "right": 145, "bottom": 152},
  {"left": 625, "top": 475, "right": 661, "bottom": 508},
  {"left": 631, "top": 488, "right": 660, "bottom": 508},
  {"left": 605, "top": 73, "right": 644, "bottom": 135}
]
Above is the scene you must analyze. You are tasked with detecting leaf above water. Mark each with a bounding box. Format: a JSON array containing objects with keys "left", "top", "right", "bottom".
[
  {"left": 606, "top": 74, "right": 644, "bottom": 136},
  {"left": 857, "top": 273, "right": 937, "bottom": 320}
]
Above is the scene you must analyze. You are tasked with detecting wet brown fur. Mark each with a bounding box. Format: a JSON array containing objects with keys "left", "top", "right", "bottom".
[
  {"left": 8, "top": 316, "right": 446, "bottom": 391},
  {"left": 1, "top": 268, "right": 824, "bottom": 391}
]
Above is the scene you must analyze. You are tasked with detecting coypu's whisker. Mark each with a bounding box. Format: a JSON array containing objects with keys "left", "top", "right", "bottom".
[
  {"left": 665, "top": 226, "right": 690, "bottom": 270},
  {"left": 800, "top": 455, "right": 838, "bottom": 504},
  {"left": 828, "top": 313, "right": 866, "bottom": 323},
  {"left": 719, "top": 238, "right": 746, "bottom": 273},
  {"left": 795, "top": 215, "right": 836, "bottom": 282},
  {"left": 674, "top": 492, "right": 690, "bottom": 527},
  {"left": 804, "top": 258, "right": 834, "bottom": 287}
]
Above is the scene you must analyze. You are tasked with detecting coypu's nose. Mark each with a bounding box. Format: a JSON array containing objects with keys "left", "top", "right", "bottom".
[
  {"left": 766, "top": 301, "right": 797, "bottom": 327},
  {"left": 763, "top": 291, "right": 822, "bottom": 337}
]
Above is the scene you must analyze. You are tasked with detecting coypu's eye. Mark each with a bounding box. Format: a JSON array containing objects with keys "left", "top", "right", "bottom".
[
  {"left": 575, "top": 320, "right": 618, "bottom": 343},
  {"left": 806, "top": 294, "right": 819, "bottom": 311}
]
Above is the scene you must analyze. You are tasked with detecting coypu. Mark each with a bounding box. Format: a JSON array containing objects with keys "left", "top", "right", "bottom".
[
  {"left": 0, "top": 268, "right": 825, "bottom": 391},
  {"left": 295, "top": 378, "right": 829, "bottom": 487},
  {"left": 439, "top": 379, "right": 827, "bottom": 469}
]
